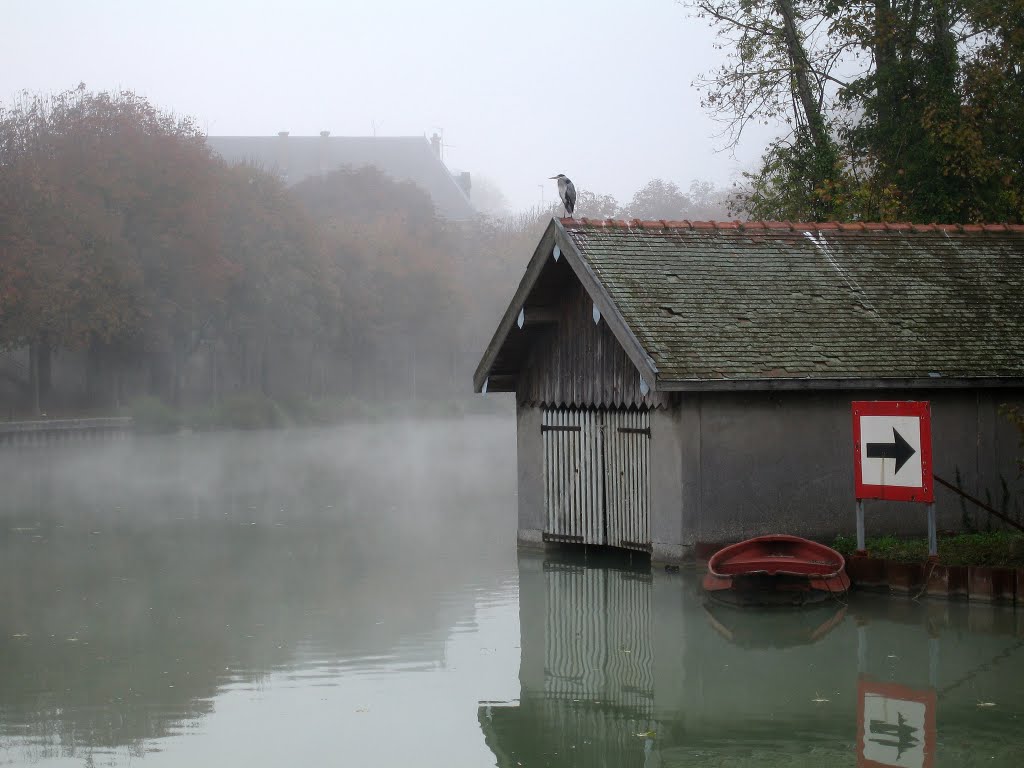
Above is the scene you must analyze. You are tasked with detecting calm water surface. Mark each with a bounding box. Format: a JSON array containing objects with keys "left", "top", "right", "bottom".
[{"left": 0, "top": 417, "right": 1021, "bottom": 767}]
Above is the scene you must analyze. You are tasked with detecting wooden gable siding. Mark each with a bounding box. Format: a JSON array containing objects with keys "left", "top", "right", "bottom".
[{"left": 516, "top": 279, "right": 668, "bottom": 409}]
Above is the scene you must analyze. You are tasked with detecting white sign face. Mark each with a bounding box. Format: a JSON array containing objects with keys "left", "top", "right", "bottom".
[
  {"left": 859, "top": 415, "right": 923, "bottom": 489},
  {"left": 862, "top": 692, "right": 927, "bottom": 768}
]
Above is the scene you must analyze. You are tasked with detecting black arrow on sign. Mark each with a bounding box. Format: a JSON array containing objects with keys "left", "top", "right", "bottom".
[{"left": 866, "top": 428, "right": 916, "bottom": 474}]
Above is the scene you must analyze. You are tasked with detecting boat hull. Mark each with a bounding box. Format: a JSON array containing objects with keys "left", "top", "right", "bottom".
[{"left": 702, "top": 534, "right": 850, "bottom": 606}]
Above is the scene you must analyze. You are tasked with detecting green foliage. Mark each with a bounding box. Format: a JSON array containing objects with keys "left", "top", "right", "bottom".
[
  {"left": 130, "top": 396, "right": 182, "bottom": 434},
  {"left": 194, "top": 393, "right": 286, "bottom": 431},
  {"left": 734, "top": 128, "right": 849, "bottom": 221},
  {"left": 693, "top": 0, "right": 1024, "bottom": 223},
  {"left": 833, "top": 531, "right": 1024, "bottom": 566},
  {"left": 1001, "top": 404, "right": 1024, "bottom": 476}
]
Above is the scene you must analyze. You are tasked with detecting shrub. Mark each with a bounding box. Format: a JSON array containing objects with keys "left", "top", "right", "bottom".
[
  {"left": 197, "top": 393, "right": 286, "bottom": 431},
  {"left": 130, "top": 396, "right": 182, "bottom": 434}
]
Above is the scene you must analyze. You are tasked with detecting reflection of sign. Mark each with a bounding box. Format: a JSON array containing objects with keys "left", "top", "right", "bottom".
[
  {"left": 857, "top": 678, "right": 936, "bottom": 768},
  {"left": 852, "top": 401, "right": 933, "bottom": 503}
]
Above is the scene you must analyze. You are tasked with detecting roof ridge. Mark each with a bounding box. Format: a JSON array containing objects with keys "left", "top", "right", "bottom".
[{"left": 559, "top": 217, "right": 1024, "bottom": 233}]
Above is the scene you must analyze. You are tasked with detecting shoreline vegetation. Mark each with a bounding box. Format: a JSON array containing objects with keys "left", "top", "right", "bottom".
[
  {"left": 834, "top": 531, "right": 1024, "bottom": 568},
  {"left": 130, "top": 393, "right": 514, "bottom": 433},
  {"left": 3, "top": 394, "right": 513, "bottom": 433}
]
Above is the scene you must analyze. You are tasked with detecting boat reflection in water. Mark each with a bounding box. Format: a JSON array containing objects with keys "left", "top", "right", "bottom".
[
  {"left": 481, "top": 548, "right": 1024, "bottom": 767},
  {"left": 703, "top": 600, "right": 847, "bottom": 649}
]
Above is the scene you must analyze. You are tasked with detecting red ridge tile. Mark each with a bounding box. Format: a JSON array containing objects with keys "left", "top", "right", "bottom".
[{"left": 560, "top": 217, "right": 1024, "bottom": 234}]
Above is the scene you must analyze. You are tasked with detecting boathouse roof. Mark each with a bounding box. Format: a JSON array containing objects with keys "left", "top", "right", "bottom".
[{"left": 474, "top": 218, "right": 1024, "bottom": 394}]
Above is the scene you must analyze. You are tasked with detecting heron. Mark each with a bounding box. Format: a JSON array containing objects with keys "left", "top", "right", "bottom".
[{"left": 549, "top": 174, "right": 576, "bottom": 217}]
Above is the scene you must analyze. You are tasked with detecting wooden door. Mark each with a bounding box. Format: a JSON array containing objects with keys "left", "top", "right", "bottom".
[
  {"left": 604, "top": 410, "right": 651, "bottom": 551},
  {"left": 542, "top": 408, "right": 650, "bottom": 552}
]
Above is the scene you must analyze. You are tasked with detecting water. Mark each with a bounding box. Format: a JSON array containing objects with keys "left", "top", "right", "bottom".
[{"left": 0, "top": 418, "right": 1021, "bottom": 767}]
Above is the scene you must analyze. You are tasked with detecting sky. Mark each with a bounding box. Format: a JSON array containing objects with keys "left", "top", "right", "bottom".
[{"left": 3, "top": 0, "right": 777, "bottom": 212}]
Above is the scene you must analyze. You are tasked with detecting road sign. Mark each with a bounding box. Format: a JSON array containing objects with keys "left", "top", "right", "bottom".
[
  {"left": 857, "top": 678, "right": 936, "bottom": 768},
  {"left": 852, "top": 401, "right": 933, "bottom": 503}
]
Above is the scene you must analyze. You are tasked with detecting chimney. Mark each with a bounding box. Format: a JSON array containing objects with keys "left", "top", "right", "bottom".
[
  {"left": 430, "top": 132, "right": 442, "bottom": 159},
  {"left": 276, "top": 131, "right": 289, "bottom": 182},
  {"left": 456, "top": 171, "right": 472, "bottom": 198},
  {"left": 318, "top": 131, "right": 331, "bottom": 176}
]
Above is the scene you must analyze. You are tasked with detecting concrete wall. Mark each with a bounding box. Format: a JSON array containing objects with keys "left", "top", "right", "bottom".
[
  {"left": 516, "top": 404, "right": 545, "bottom": 547},
  {"left": 515, "top": 390, "right": 1024, "bottom": 563},
  {"left": 649, "top": 407, "right": 686, "bottom": 562},
  {"left": 686, "top": 388, "right": 1024, "bottom": 546}
]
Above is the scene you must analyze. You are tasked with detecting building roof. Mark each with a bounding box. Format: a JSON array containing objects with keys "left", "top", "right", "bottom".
[
  {"left": 205, "top": 135, "right": 476, "bottom": 220},
  {"left": 474, "top": 218, "right": 1024, "bottom": 393}
]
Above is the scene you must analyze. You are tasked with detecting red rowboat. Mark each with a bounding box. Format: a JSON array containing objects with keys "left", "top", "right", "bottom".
[{"left": 702, "top": 534, "right": 850, "bottom": 606}]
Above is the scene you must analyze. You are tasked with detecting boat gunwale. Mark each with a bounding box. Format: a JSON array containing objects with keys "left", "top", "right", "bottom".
[{"left": 706, "top": 534, "right": 848, "bottom": 581}]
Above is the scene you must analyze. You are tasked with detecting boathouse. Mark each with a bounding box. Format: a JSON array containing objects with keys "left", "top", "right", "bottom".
[{"left": 473, "top": 219, "right": 1024, "bottom": 563}]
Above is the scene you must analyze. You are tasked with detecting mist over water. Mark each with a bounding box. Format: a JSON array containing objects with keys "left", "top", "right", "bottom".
[
  {"left": 0, "top": 417, "right": 520, "bottom": 766},
  {"left": 2, "top": 417, "right": 1023, "bottom": 767}
]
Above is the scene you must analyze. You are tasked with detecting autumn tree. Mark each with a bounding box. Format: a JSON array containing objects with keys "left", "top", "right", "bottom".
[
  {"left": 0, "top": 86, "right": 343, "bottom": 411},
  {"left": 625, "top": 178, "right": 732, "bottom": 220},
  {"left": 291, "top": 167, "right": 471, "bottom": 400},
  {"left": 0, "top": 87, "right": 175, "bottom": 409}
]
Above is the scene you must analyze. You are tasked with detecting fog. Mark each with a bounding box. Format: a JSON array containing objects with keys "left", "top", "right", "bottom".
[
  {"left": 3, "top": 0, "right": 776, "bottom": 211},
  {"left": 0, "top": 416, "right": 515, "bottom": 533},
  {"left": 0, "top": 418, "right": 520, "bottom": 763},
  {"left": 1, "top": 0, "right": 776, "bottom": 416}
]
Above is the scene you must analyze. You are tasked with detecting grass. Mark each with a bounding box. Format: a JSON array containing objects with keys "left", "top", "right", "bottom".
[{"left": 833, "top": 531, "right": 1024, "bottom": 567}]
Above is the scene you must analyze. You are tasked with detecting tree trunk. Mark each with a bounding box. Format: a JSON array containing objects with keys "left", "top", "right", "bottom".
[
  {"left": 29, "top": 341, "right": 40, "bottom": 416},
  {"left": 260, "top": 334, "right": 270, "bottom": 396},
  {"left": 38, "top": 331, "right": 52, "bottom": 399},
  {"left": 776, "top": 0, "right": 829, "bottom": 151},
  {"left": 873, "top": 0, "right": 900, "bottom": 173},
  {"left": 171, "top": 350, "right": 182, "bottom": 407},
  {"left": 211, "top": 344, "right": 219, "bottom": 403}
]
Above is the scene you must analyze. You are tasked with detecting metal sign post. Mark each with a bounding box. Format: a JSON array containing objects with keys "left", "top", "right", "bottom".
[
  {"left": 852, "top": 401, "right": 936, "bottom": 557},
  {"left": 856, "top": 499, "right": 866, "bottom": 553}
]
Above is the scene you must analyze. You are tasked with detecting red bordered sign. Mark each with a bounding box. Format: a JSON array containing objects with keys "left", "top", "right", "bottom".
[
  {"left": 852, "top": 401, "right": 933, "bottom": 503},
  {"left": 857, "top": 677, "right": 936, "bottom": 768}
]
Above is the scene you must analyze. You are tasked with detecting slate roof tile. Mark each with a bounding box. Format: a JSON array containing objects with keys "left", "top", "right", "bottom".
[{"left": 559, "top": 219, "right": 1024, "bottom": 384}]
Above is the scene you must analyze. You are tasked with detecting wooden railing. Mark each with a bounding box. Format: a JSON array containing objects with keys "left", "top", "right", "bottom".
[{"left": 0, "top": 417, "right": 133, "bottom": 446}]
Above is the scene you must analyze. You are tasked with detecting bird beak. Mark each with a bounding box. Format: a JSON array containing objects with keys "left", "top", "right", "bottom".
[{"left": 548, "top": 176, "right": 558, "bottom": 179}]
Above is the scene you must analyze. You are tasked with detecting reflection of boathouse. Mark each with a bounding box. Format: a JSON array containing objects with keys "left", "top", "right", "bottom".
[
  {"left": 480, "top": 551, "right": 1024, "bottom": 766},
  {"left": 480, "top": 552, "right": 674, "bottom": 767},
  {"left": 474, "top": 219, "right": 1024, "bottom": 562}
]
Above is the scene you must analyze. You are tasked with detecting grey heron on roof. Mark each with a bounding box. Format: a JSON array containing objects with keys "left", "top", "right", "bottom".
[{"left": 549, "top": 174, "right": 576, "bottom": 218}]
